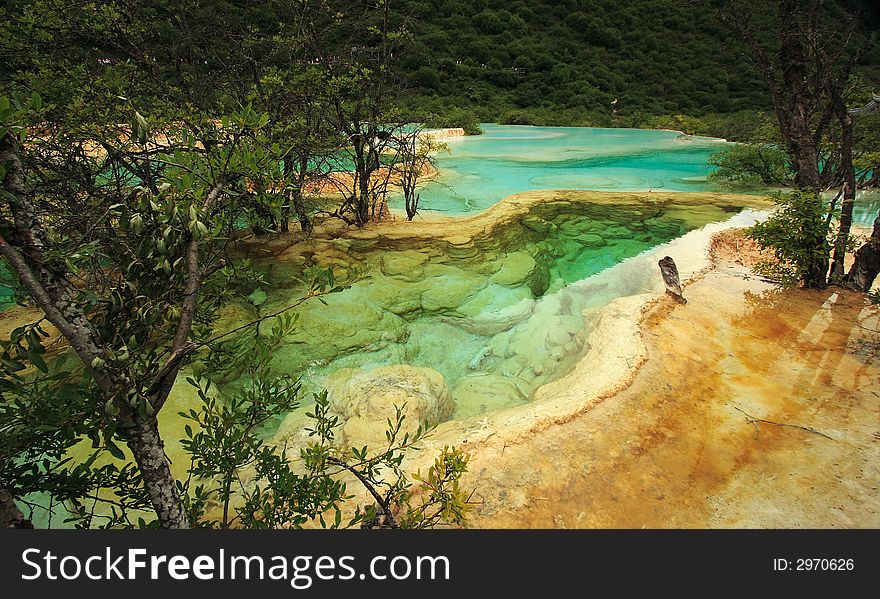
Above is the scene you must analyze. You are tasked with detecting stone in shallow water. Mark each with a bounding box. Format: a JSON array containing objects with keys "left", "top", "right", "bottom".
[
  {"left": 451, "top": 373, "right": 527, "bottom": 419},
  {"left": 420, "top": 265, "right": 485, "bottom": 312},
  {"left": 526, "top": 254, "right": 552, "bottom": 297},
  {"left": 310, "top": 244, "right": 356, "bottom": 270},
  {"left": 362, "top": 278, "right": 426, "bottom": 316},
  {"left": 546, "top": 326, "right": 573, "bottom": 348},
  {"left": 325, "top": 365, "right": 453, "bottom": 448},
  {"left": 457, "top": 283, "right": 528, "bottom": 319},
  {"left": 446, "top": 244, "right": 481, "bottom": 260},
  {"left": 605, "top": 225, "right": 635, "bottom": 239},
  {"left": 281, "top": 292, "right": 406, "bottom": 363},
  {"left": 471, "top": 257, "right": 504, "bottom": 276},
  {"left": 497, "top": 355, "right": 530, "bottom": 378},
  {"left": 557, "top": 219, "right": 586, "bottom": 236},
  {"left": 380, "top": 250, "right": 429, "bottom": 280},
  {"left": 521, "top": 215, "right": 556, "bottom": 234},
  {"left": 491, "top": 251, "right": 536, "bottom": 286},
  {"left": 445, "top": 235, "right": 472, "bottom": 246},
  {"left": 448, "top": 295, "right": 535, "bottom": 336},
  {"left": 579, "top": 233, "right": 607, "bottom": 248}
]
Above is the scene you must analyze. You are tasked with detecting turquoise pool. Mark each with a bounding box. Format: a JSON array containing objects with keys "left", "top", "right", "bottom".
[{"left": 412, "top": 124, "right": 728, "bottom": 214}]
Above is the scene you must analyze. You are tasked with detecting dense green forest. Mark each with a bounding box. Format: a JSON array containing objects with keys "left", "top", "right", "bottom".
[
  {"left": 395, "top": 0, "right": 880, "bottom": 127},
  {"left": 3, "top": 0, "right": 878, "bottom": 131}
]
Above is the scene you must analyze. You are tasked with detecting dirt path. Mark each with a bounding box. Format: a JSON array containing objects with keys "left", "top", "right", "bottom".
[{"left": 465, "top": 257, "right": 880, "bottom": 528}]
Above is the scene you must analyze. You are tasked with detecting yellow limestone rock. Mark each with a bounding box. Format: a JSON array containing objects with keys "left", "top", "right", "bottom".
[
  {"left": 490, "top": 251, "right": 537, "bottom": 286},
  {"left": 325, "top": 365, "right": 454, "bottom": 448}
]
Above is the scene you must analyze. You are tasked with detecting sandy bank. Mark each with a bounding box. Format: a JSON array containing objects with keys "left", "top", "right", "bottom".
[{"left": 451, "top": 234, "right": 880, "bottom": 528}]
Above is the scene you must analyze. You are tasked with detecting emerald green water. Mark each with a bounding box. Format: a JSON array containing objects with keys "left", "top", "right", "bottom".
[
  {"left": 239, "top": 194, "right": 747, "bottom": 425},
  {"left": 853, "top": 191, "right": 880, "bottom": 226},
  {"left": 404, "top": 124, "right": 727, "bottom": 214}
]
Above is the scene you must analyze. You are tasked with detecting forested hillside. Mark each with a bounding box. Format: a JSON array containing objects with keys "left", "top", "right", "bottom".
[
  {"left": 396, "top": 0, "right": 880, "bottom": 125},
  {"left": 2, "top": 0, "right": 877, "bottom": 128}
]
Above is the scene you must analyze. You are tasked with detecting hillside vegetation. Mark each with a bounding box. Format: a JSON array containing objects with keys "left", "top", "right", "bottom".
[{"left": 396, "top": 0, "right": 880, "bottom": 128}]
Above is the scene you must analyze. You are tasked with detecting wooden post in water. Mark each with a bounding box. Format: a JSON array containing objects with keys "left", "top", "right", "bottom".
[{"left": 658, "top": 256, "right": 687, "bottom": 304}]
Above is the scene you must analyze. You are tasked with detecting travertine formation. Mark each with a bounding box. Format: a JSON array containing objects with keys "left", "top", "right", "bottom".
[{"left": 324, "top": 365, "right": 454, "bottom": 448}]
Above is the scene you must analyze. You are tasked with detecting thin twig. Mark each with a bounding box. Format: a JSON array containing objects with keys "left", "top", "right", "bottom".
[
  {"left": 327, "top": 457, "right": 398, "bottom": 528},
  {"left": 732, "top": 404, "right": 833, "bottom": 440}
]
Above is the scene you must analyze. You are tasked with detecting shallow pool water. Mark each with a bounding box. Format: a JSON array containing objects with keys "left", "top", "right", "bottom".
[
  {"left": 229, "top": 193, "right": 747, "bottom": 430},
  {"left": 407, "top": 124, "right": 727, "bottom": 214},
  {"left": 853, "top": 191, "right": 880, "bottom": 226}
]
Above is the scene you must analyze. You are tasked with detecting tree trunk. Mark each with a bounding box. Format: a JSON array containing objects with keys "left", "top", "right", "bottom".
[
  {"left": 282, "top": 156, "right": 312, "bottom": 235},
  {"left": 845, "top": 213, "right": 880, "bottom": 292},
  {"left": 790, "top": 132, "right": 823, "bottom": 195},
  {"left": 124, "top": 414, "right": 189, "bottom": 529},
  {"left": 352, "top": 136, "right": 370, "bottom": 227},
  {"left": 830, "top": 110, "right": 857, "bottom": 281},
  {"left": 1, "top": 485, "right": 32, "bottom": 528},
  {"left": 291, "top": 186, "right": 312, "bottom": 235},
  {"left": 658, "top": 256, "right": 687, "bottom": 304}
]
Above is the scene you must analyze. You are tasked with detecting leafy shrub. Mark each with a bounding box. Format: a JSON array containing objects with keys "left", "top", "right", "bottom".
[
  {"left": 422, "top": 107, "right": 483, "bottom": 135},
  {"left": 708, "top": 143, "right": 792, "bottom": 188},
  {"left": 748, "top": 191, "right": 832, "bottom": 287}
]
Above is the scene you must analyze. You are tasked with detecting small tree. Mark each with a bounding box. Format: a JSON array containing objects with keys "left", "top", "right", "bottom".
[
  {"left": 0, "top": 95, "right": 289, "bottom": 527},
  {"left": 720, "top": 0, "right": 875, "bottom": 288},
  {"left": 749, "top": 190, "right": 833, "bottom": 287},
  {"left": 708, "top": 143, "right": 792, "bottom": 189},
  {"left": 395, "top": 129, "right": 443, "bottom": 221}
]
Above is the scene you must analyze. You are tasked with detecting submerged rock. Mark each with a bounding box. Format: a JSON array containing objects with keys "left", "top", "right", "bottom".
[
  {"left": 325, "top": 365, "right": 454, "bottom": 448},
  {"left": 452, "top": 373, "right": 528, "bottom": 419},
  {"left": 579, "top": 233, "right": 607, "bottom": 248},
  {"left": 521, "top": 215, "right": 556, "bottom": 234},
  {"left": 491, "top": 251, "right": 537, "bottom": 286},
  {"left": 526, "top": 253, "right": 552, "bottom": 298},
  {"left": 446, "top": 296, "right": 536, "bottom": 336},
  {"left": 362, "top": 281, "right": 425, "bottom": 316},
  {"left": 380, "top": 249, "right": 430, "bottom": 281},
  {"left": 279, "top": 292, "right": 406, "bottom": 364},
  {"left": 457, "top": 284, "right": 531, "bottom": 319},
  {"left": 420, "top": 265, "right": 485, "bottom": 312}
]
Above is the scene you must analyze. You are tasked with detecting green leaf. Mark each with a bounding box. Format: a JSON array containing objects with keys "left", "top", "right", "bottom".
[
  {"left": 134, "top": 111, "right": 149, "bottom": 144},
  {"left": 29, "top": 352, "right": 48, "bottom": 373},
  {"left": 106, "top": 441, "right": 125, "bottom": 460},
  {"left": 247, "top": 288, "right": 268, "bottom": 307}
]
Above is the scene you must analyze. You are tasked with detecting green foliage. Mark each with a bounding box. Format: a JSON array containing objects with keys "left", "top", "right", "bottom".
[
  {"left": 180, "top": 313, "right": 309, "bottom": 528},
  {"left": 708, "top": 143, "right": 792, "bottom": 189},
  {"left": 639, "top": 114, "right": 712, "bottom": 136},
  {"left": 0, "top": 325, "right": 154, "bottom": 528},
  {"left": 246, "top": 288, "right": 268, "bottom": 307},
  {"left": 422, "top": 107, "right": 484, "bottom": 135},
  {"left": 179, "top": 318, "right": 472, "bottom": 529},
  {"left": 749, "top": 191, "right": 833, "bottom": 286},
  {"left": 399, "top": 445, "right": 472, "bottom": 529},
  {"left": 394, "top": 0, "right": 879, "bottom": 123}
]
